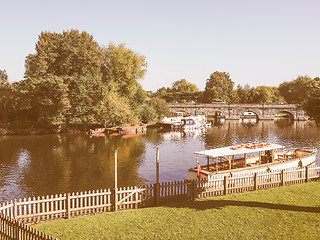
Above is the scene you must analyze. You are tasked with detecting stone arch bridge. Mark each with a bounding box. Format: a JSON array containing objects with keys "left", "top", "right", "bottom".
[{"left": 169, "top": 103, "right": 308, "bottom": 120}]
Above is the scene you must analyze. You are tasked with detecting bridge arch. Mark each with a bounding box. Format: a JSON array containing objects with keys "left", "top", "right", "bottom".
[
  {"left": 237, "top": 109, "right": 262, "bottom": 120},
  {"left": 274, "top": 110, "right": 295, "bottom": 120}
]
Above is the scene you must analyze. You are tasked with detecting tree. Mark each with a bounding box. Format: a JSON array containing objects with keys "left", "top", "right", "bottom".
[
  {"left": 149, "top": 97, "right": 170, "bottom": 119},
  {"left": 278, "top": 76, "right": 314, "bottom": 104},
  {"left": 102, "top": 42, "right": 147, "bottom": 102},
  {"left": 154, "top": 79, "right": 199, "bottom": 103},
  {"left": 247, "top": 86, "right": 284, "bottom": 104},
  {"left": 22, "top": 30, "right": 106, "bottom": 126},
  {"left": 203, "top": 71, "right": 235, "bottom": 103},
  {"left": 301, "top": 77, "right": 320, "bottom": 123},
  {"left": 236, "top": 84, "right": 251, "bottom": 103},
  {"left": 22, "top": 76, "right": 71, "bottom": 126},
  {"left": 0, "top": 70, "right": 15, "bottom": 125},
  {"left": 15, "top": 30, "right": 149, "bottom": 128},
  {"left": 25, "top": 29, "right": 104, "bottom": 79}
]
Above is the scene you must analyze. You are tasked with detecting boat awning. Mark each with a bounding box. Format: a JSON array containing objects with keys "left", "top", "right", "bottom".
[{"left": 194, "top": 143, "right": 285, "bottom": 158}]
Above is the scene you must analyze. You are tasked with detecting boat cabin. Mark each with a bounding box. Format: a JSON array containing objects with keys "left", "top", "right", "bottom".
[{"left": 194, "top": 143, "right": 284, "bottom": 172}]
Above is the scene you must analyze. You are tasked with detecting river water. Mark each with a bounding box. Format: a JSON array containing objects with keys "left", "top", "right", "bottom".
[{"left": 0, "top": 120, "right": 319, "bottom": 202}]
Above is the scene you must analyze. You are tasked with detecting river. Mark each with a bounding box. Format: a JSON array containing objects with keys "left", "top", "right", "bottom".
[{"left": 0, "top": 120, "right": 319, "bottom": 202}]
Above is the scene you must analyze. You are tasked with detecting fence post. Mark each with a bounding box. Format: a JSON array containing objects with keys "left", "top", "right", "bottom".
[
  {"left": 224, "top": 176, "right": 228, "bottom": 195},
  {"left": 155, "top": 148, "right": 160, "bottom": 206},
  {"left": 13, "top": 199, "right": 17, "bottom": 220},
  {"left": 305, "top": 166, "right": 309, "bottom": 182},
  {"left": 192, "top": 180, "right": 196, "bottom": 200},
  {"left": 254, "top": 173, "right": 258, "bottom": 190},
  {"left": 66, "top": 193, "right": 71, "bottom": 219},
  {"left": 114, "top": 150, "right": 118, "bottom": 212}
]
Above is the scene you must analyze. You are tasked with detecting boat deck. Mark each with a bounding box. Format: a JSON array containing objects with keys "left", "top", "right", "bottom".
[{"left": 198, "top": 150, "right": 302, "bottom": 173}]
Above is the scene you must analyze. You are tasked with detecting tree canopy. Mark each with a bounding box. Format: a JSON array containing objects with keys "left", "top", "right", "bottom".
[
  {"left": 155, "top": 79, "right": 200, "bottom": 103},
  {"left": 280, "top": 76, "right": 320, "bottom": 123},
  {"left": 0, "top": 69, "right": 14, "bottom": 124},
  {"left": 278, "top": 76, "right": 315, "bottom": 104},
  {"left": 12, "top": 30, "right": 158, "bottom": 128},
  {"left": 203, "top": 71, "right": 236, "bottom": 103}
]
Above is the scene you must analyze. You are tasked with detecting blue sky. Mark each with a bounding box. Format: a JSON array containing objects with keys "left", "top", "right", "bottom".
[{"left": 1, "top": 0, "right": 319, "bottom": 91}]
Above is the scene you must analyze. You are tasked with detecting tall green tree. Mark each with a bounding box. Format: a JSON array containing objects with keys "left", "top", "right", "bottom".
[
  {"left": 203, "top": 71, "right": 235, "bottom": 103},
  {"left": 25, "top": 30, "right": 104, "bottom": 79},
  {"left": 236, "top": 84, "right": 251, "bottom": 103},
  {"left": 278, "top": 76, "right": 314, "bottom": 104},
  {"left": 23, "top": 30, "right": 105, "bottom": 126},
  {"left": 21, "top": 30, "right": 149, "bottom": 127},
  {"left": 0, "top": 70, "right": 15, "bottom": 125},
  {"left": 301, "top": 77, "right": 320, "bottom": 123},
  {"left": 102, "top": 42, "right": 147, "bottom": 102}
]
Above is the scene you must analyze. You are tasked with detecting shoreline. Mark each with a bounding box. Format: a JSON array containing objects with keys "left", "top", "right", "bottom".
[{"left": 0, "top": 127, "right": 83, "bottom": 136}]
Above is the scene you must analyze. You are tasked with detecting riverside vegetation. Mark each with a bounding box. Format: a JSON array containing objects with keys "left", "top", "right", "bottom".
[
  {"left": 0, "top": 29, "right": 320, "bottom": 134},
  {"left": 34, "top": 182, "right": 320, "bottom": 239}
]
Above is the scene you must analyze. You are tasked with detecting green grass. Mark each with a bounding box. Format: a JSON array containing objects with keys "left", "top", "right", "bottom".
[{"left": 35, "top": 182, "right": 320, "bottom": 240}]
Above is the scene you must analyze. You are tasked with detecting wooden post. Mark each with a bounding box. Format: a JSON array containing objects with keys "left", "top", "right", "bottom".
[
  {"left": 228, "top": 156, "right": 231, "bottom": 170},
  {"left": 155, "top": 148, "right": 160, "bottom": 206},
  {"left": 192, "top": 180, "right": 197, "bottom": 200},
  {"left": 114, "top": 150, "right": 118, "bottom": 211},
  {"left": 254, "top": 173, "right": 258, "bottom": 190},
  {"left": 13, "top": 199, "right": 17, "bottom": 220},
  {"left": 259, "top": 151, "right": 261, "bottom": 165},
  {"left": 244, "top": 153, "right": 247, "bottom": 168},
  {"left": 66, "top": 193, "right": 71, "bottom": 219},
  {"left": 281, "top": 170, "right": 285, "bottom": 186},
  {"left": 224, "top": 176, "right": 228, "bottom": 195},
  {"left": 207, "top": 156, "right": 210, "bottom": 170},
  {"left": 271, "top": 149, "right": 274, "bottom": 163},
  {"left": 305, "top": 166, "right": 309, "bottom": 182}
]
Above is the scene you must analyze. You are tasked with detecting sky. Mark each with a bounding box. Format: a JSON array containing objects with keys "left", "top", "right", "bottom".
[{"left": 1, "top": 0, "right": 319, "bottom": 91}]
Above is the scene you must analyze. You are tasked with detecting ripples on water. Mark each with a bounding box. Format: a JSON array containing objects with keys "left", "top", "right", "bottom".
[{"left": 0, "top": 120, "right": 319, "bottom": 202}]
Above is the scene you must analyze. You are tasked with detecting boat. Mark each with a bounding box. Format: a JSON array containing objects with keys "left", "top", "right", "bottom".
[
  {"left": 187, "top": 142, "right": 317, "bottom": 180},
  {"left": 180, "top": 115, "right": 211, "bottom": 130},
  {"left": 116, "top": 124, "right": 147, "bottom": 134},
  {"left": 87, "top": 128, "right": 106, "bottom": 137},
  {"left": 121, "top": 131, "right": 146, "bottom": 139},
  {"left": 157, "top": 112, "right": 184, "bottom": 129}
]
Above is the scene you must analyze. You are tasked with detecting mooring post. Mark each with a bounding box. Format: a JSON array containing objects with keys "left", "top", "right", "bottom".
[
  {"left": 155, "top": 148, "right": 160, "bottom": 206},
  {"left": 114, "top": 150, "right": 118, "bottom": 211}
]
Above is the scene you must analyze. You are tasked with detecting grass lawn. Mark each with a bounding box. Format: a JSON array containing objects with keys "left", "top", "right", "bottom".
[{"left": 35, "top": 182, "right": 320, "bottom": 240}]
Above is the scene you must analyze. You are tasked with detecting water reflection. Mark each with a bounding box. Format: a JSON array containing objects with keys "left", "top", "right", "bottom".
[{"left": 0, "top": 121, "right": 319, "bottom": 202}]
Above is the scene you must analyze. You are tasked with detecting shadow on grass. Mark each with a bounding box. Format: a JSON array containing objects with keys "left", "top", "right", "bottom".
[{"left": 161, "top": 199, "right": 320, "bottom": 214}]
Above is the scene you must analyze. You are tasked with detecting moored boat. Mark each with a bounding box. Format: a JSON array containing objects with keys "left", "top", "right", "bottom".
[
  {"left": 187, "top": 142, "right": 317, "bottom": 180},
  {"left": 157, "top": 112, "right": 184, "bottom": 129},
  {"left": 116, "top": 124, "right": 147, "bottom": 134},
  {"left": 180, "top": 115, "right": 211, "bottom": 130}
]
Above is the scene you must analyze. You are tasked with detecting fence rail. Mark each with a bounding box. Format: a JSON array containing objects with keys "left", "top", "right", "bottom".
[{"left": 1, "top": 165, "right": 319, "bottom": 239}]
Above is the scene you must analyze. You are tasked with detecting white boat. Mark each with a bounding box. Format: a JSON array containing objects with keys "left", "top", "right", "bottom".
[
  {"left": 187, "top": 142, "right": 317, "bottom": 180},
  {"left": 157, "top": 112, "right": 183, "bottom": 129},
  {"left": 180, "top": 115, "right": 211, "bottom": 130}
]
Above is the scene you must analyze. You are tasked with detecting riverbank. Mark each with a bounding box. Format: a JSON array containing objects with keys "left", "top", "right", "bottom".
[
  {"left": 35, "top": 182, "right": 320, "bottom": 239},
  {"left": 0, "top": 127, "right": 82, "bottom": 136}
]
